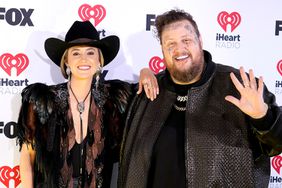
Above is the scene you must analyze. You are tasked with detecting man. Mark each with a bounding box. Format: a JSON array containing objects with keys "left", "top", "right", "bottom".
[{"left": 118, "top": 9, "right": 282, "bottom": 188}]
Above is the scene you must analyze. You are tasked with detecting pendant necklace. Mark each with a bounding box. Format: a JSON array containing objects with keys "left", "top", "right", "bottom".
[
  {"left": 69, "top": 84, "right": 91, "bottom": 114},
  {"left": 69, "top": 83, "right": 91, "bottom": 186}
]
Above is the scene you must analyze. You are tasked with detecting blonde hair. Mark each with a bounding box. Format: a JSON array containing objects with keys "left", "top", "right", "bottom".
[
  {"left": 60, "top": 50, "right": 68, "bottom": 79},
  {"left": 60, "top": 47, "right": 105, "bottom": 79}
]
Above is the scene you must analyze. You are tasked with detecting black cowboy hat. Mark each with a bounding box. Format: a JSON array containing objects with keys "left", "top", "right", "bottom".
[{"left": 44, "top": 20, "right": 120, "bottom": 71}]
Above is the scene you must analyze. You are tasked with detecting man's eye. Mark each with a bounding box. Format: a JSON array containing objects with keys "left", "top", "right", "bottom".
[
  {"left": 167, "top": 43, "right": 175, "bottom": 48},
  {"left": 72, "top": 52, "right": 79, "bottom": 56},
  {"left": 184, "top": 39, "right": 190, "bottom": 44}
]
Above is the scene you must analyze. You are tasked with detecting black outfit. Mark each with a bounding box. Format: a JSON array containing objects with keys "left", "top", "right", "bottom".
[
  {"left": 148, "top": 64, "right": 212, "bottom": 188},
  {"left": 17, "top": 78, "right": 133, "bottom": 188},
  {"left": 119, "top": 50, "right": 282, "bottom": 188},
  {"left": 147, "top": 87, "right": 186, "bottom": 188}
]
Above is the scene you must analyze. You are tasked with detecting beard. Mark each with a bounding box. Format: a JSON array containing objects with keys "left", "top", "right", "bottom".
[{"left": 168, "top": 58, "right": 204, "bottom": 83}]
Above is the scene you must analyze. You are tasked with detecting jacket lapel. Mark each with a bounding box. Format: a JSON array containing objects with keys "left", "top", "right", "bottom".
[{"left": 121, "top": 88, "right": 176, "bottom": 187}]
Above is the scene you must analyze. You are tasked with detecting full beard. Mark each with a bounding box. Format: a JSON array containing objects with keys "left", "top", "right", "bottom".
[{"left": 169, "top": 60, "right": 203, "bottom": 83}]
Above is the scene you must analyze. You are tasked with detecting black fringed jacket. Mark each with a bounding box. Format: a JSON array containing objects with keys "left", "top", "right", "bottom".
[{"left": 17, "top": 79, "right": 133, "bottom": 188}]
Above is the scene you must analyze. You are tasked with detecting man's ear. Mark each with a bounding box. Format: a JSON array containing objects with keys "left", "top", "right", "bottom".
[
  {"left": 199, "top": 33, "right": 203, "bottom": 47},
  {"left": 161, "top": 48, "right": 167, "bottom": 65}
]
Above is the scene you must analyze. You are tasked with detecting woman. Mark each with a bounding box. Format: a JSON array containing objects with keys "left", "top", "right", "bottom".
[{"left": 17, "top": 20, "right": 158, "bottom": 188}]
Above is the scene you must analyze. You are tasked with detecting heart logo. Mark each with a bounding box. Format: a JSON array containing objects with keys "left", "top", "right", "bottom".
[
  {"left": 272, "top": 155, "right": 282, "bottom": 174},
  {"left": 217, "top": 11, "right": 241, "bottom": 32},
  {"left": 149, "top": 56, "right": 166, "bottom": 74},
  {"left": 277, "top": 60, "right": 282, "bottom": 77},
  {"left": 0, "top": 166, "right": 21, "bottom": 188},
  {"left": 78, "top": 4, "right": 106, "bottom": 26},
  {"left": 0, "top": 53, "right": 29, "bottom": 76}
]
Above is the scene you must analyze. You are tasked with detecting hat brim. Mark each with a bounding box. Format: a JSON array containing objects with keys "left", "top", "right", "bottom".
[{"left": 44, "top": 35, "right": 120, "bottom": 67}]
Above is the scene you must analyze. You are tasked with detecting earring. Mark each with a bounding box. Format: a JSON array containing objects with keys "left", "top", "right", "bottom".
[
  {"left": 95, "top": 66, "right": 102, "bottom": 89},
  {"left": 66, "top": 66, "right": 71, "bottom": 81}
]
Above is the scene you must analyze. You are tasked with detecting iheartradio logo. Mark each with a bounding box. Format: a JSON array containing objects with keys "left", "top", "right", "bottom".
[
  {"left": 272, "top": 155, "right": 282, "bottom": 174},
  {"left": 217, "top": 11, "right": 241, "bottom": 32},
  {"left": 0, "top": 166, "right": 21, "bottom": 188},
  {"left": 78, "top": 4, "right": 106, "bottom": 26},
  {"left": 0, "top": 53, "right": 29, "bottom": 76},
  {"left": 276, "top": 60, "right": 282, "bottom": 77},
  {"left": 149, "top": 56, "right": 165, "bottom": 74}
]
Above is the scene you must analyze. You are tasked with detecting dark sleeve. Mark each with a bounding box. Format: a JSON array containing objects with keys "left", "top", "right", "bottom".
[
  {"left": 250, "top": 86, "right": 282, "bottom": 157},
  {"left": 103, "top": 80, "right": 135, "bottom": 162},
  {"left": 17, "top": 83, "right": 55, "bottom": 151},
  {"left": 250, "top": 107, "right": 274, "bottom": 131},
  {"left": 101, "top": 80, "right": 135, "bottom": 187}
]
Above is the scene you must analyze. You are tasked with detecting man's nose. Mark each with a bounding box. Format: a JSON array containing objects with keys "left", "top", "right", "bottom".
[{"left": 174, "top": 42, "right": 187, "bottom": 52}]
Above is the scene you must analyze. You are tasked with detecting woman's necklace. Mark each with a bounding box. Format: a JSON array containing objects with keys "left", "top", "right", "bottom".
[
  {"left": 69, "top": 83, "right": 91, "bottom": 186},
  {"left": 69, "top": 84, "right": 91, "bottom": 114}
]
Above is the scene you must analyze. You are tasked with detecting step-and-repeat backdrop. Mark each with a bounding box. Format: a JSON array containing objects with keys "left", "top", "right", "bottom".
[{"left": 1, "top": 0, "right": 282, "bottom": 187}]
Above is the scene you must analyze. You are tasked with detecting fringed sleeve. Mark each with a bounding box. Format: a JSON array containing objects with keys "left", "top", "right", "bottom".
[
  {"left": 103, "top": 79, "right": 134, "bottom": 160},
  {"left": 101, "top": 79, "right": 135, "bottom": 187},
  {"left": 17, "top": 83, "right": 55, "bottom": 151}
]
